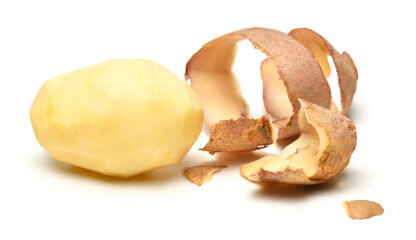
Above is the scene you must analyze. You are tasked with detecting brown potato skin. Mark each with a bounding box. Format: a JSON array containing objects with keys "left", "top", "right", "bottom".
[
  {"left": 233, "top": 28, "right": 332, "bottom": 140},
  {"left": 201, "top": 115, "right": 276, "bottom": 154}
]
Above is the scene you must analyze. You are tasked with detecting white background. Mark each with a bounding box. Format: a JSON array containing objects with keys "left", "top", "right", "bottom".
[{"left": 1, "top": 0, "right": 415, "bottom": 239}]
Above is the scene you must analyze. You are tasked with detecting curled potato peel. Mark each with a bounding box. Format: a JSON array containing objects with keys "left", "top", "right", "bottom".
[
  {"left": 289, "top": 28, "right": 358, "bottom": 115},
  {"left": 186, "top": 27, "right": 332, "bottom": 139},
  {"left": 186, "top": 27, "right": 358, "bottom": 142},
  {"left": 240, "top": 99, "right": 357, "bottom": 185}
]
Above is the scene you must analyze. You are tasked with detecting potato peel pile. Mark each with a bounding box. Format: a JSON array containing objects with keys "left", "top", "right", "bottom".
[
  {"left": 201, "top": 115, "right": 276, "bottom": 154},
  {"left": 186, "top": 27, "right": 358, "bottom": 140},
  {"left": 343, "top": 200, "right": 384, "bottom": 220},
  {"left": 187, "top": 27, "right": 359, "bottom": 185},
  {"left": 240, "top": 99, "right": 357, "bottom": 184},
  {"left": 183, "top": 165, "right": 227, "bottom": 186}
]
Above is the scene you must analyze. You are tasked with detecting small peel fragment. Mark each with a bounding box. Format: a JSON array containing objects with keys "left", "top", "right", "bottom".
[
  {"left": 201, "top": 115, "right": 277, "bottom": 155},
  {"left": 183, "top": 165, "right": 227, "bottom": 186},
  {"left": 289, "top": 28, "right": 358, "bottom": 115},
  {"left": 343, "top": 200, "right": 384, "bottom": 220},
  {"left": 240, "top": 99, "right": 357, "bottom": 185}
]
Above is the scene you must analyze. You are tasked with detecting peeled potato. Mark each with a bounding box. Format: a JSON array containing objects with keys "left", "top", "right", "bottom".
[
  {"left": 240, "top": 99, "right": 357, "bottom": 184},
  {"left": 30, "top": 59, "right": 203, "bottom": 177}
]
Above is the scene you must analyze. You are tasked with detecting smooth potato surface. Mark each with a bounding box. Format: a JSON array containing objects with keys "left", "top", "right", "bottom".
[{"left": 30, "top": 59, "right": 203, "bottom": 177}]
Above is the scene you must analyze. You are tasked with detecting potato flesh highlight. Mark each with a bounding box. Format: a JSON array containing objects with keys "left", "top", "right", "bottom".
[{"left": 241, "top": 108, "right": 320, "bottom": 181}]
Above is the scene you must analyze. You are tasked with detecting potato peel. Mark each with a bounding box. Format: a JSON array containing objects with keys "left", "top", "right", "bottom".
[
  {"left": 186, "top": 27, "right": 332, "bottom": 139},
  {"left": 183, "top": 165, "right": 227, "bottom": 186},
  {"left": 201, "top": 115, "right": 277, "bottom": 155},
  {"left": 289, "top": 28, "right": 358, "bottom": 115},
  {"left": 343, "top": 200, "right": 384, "bottom": 220},
  {"left": 240, "top": 99, "right": 357, "bottom": 185}
]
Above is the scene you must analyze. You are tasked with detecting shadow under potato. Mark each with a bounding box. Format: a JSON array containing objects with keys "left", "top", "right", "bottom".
[
  {"left": 35, "top": 149, "right": 360, "bottom": 197},
  {"left": 37, "top": 151, "right": 186, "bottom": 185}
]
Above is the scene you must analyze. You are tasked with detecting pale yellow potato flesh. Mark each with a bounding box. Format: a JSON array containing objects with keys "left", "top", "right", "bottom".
[
  {"left": 240, "top": 99, "right": 356, "bottom": 184},
  {"left": 30, "top": 59, "right": 204, "bottom": 177}
]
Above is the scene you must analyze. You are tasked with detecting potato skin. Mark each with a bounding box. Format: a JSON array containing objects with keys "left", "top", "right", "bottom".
[
  {"left": 301, "top": 99, "right": 357, "bottom": 180},
  {"left": 30, "top": 59, "right": 203, "bottom": 177},
  {"left": 289, "top": 28, "right": 358, "bottom": 115},
  {"left": 200, "top": 115, "right": 276, "bottom": 154},
  {"left": 343, "top": 200, "right": 384, "bottom": 220}
]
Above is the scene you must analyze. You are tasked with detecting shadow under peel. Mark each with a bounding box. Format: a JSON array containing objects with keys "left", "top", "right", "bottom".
[{"left": 251, "top": 170, "right": 352, "bottom": 200}]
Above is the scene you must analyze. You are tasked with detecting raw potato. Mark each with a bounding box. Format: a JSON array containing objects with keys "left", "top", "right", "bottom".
[
  {"left": 185, "top": 27, "right": 332, "bottom": 139},
  {"left": 201, "top": 115, "right": 276, "bottom": 154},
  {"left": 289, "top": 28, "right": 358, "bottom": 115},
  {"left": 183, "top": 165, "right": 227, "bottom": 186},
  {"left": 240, "top": 99, "right": 357, "bottom": 184},
  {"left": 30, "top": 59, "right": 203, "bottom": 177},
  {"left": 343, "top": 200, "right": 384, "bottom": 220}
]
